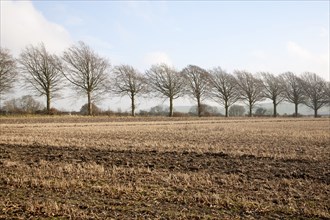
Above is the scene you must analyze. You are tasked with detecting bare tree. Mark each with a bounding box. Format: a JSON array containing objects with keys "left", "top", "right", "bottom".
[
  {"left": 301, "top": 72, "right": 327, "bottom": 117},
  {"left": 181, "top": 65, "right": 210, "bottom": 117},
  {"left": 112, "top": 64, "right": 147, "bottom": 116},
  {"left": 189, "top": 104, "right": 219, "bottom": 116},
  {"left": 80, "top": 103, "right": 101, "bottom": 115},
  {"left": 281, "top": 72, "right": 305, "bottom": 117},
  {"left": 146, "top": 63, "right": 185, "bottom": 117},
  {"left": 19, "top": 43, "right": 63, "bottom": 114},
  {"left": 229, "top": 104, "right": 245, "bottom": 117},
  {"left": 62, "top": 41, "right": 110, "bottom": 115},
  {"left": 325, "top": 81, "right": 330, "bottom": 106},
  {"left": 209, "top": 67, "right": 239, "bottom": 117},
  {"left": 3, "top": 95, "right": 43, "bottom": 114},
  {"left": 234, "top": 70, "right": 264, "bottom": 117},
  {"left": 0, "top": 48, "right": 18, "bottom": 96},
  {"left": 255, "top": 107, "right": 268, "bottom": 116},
  {"left": 149, "top": 105, "right": 168, "bottom": 116},
  {"left": 260, "top": 72, "right": 285, "bottom": 117}
]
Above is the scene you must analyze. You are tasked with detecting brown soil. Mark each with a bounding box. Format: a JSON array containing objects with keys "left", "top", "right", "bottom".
[
  {"left": 1, "top": 143, "right": 329, "bottom": 219},
  {"left": 1, "top": 144, "right": 329, "bottom": 184}
]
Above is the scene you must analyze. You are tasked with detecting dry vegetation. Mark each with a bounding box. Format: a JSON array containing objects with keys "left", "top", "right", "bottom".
[{"left": 0, "top": 116, "right": 329, "bottom": 219}]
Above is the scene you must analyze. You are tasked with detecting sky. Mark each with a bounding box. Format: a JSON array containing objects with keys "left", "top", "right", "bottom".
[{"left": 0, "top": 0, "right": 329, "bottom": 112}]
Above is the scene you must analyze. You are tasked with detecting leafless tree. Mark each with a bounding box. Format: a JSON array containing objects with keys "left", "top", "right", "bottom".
[
  {"left": 146, "top": 63, "right": 185, "bottom": 117},
  {"left": 301, "top": 72, "right": 328, "bottom": 117},
  {"left": 259, "top": 72, "right": 285, "bottom": 117},
  {"left": 234, "top": 70, "right": 264, "bottom": 117},
  {"left": 325, "top": 81, "right": 330, "bottom": 106},
  {"left": 181, "top": 65, "right": 210, "bottom": 117},
  {"left": 62, "top": 41, "right": 110, "bottom": 115},
  {"left": 209, "top": 67, "right": 239, "bottom": 117},
  {"left": 19, "top": 43, "right": 63, "bottom": 114},
  {"left": 281, "top": 72, "right": 305, "bottom": 117},
  {"left": 229, "top": 104, "right": 245, "bottom": 117},
  {"left": 3, "top": 95, "right": 43, "bottom": 114},
  {"left": 112, "top": 64, "right": 147, "bottom": 116},
  {"left": 149, "top": 105, "right": 168, "bottom": 116},
  {"left": 189, "top": 104, "right": 219, "bottom": 116},
  {"left": 0, "top": 48, "right": 18, "bottom": 96},
  {"left": 80, "top": 103, "right": 101, "bottom": 115}
]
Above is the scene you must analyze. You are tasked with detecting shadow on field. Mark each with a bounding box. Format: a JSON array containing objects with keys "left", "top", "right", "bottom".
[{"left": 1, "top": 143, "right": 329, "bottom": 184}]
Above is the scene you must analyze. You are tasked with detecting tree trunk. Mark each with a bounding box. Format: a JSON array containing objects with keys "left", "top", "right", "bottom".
[
  {"left": 314, "top": 100, "right": 318, "bottom": 118},
  {"left": 294, "top": 103, "right": 298, "bottom": 117},
  {"left": 273, "top": 101, "right": 277, "bottom": 117},
  {"left": 249, "top": 103, "right": 252, "bottom": 117},
  {"left": 87, "top": 91, "right": 92, "bottom": 115},
  {"left": 225, "top": 102, "right": 228, "bottom": 117},
  {"left": 197, "top": 98, "right": 201, "bottom": 117},
  {"left": 169, "top": 96, "right": 173, "bottom": 117},
  {"left": 131, "top": 93, "right": 135, "bottom": 117},
  {"left": 46, "top": 92, "right": 50, "bottom": 114}
]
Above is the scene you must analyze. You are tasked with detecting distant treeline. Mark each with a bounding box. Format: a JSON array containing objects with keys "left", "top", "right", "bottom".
[{"left": 1, "top": 41, "right": 329, "bottom": 117}]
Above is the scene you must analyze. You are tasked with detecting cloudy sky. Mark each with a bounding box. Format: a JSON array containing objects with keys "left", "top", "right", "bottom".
[{"left": 1, "top": 0, "right": 329, "bottom": 111}]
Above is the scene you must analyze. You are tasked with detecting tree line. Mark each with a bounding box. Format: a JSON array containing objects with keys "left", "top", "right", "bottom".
[{"left": 0, "top": 41, "right": 329, "bottom": 117}]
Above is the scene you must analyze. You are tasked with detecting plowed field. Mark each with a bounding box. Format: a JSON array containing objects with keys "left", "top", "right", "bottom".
[{"left": 0, "top": 117, "right": 329, "bottom": 219}]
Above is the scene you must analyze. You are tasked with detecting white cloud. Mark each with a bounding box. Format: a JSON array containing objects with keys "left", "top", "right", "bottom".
[
  {"left": 286, "top": 41, "right": 329, "bottom": 80},
  {"left": 287, "top": 41, "right": 312, "bottom": 60},
  {"left": 235, "top": 42, "right": 329, "bottom": 81},
  {"left": 0, "top": 0, "right": 72, "bottom": 56},
  {"left": 144, "top": 51, "right": 172, "bottom": 67},
  {"left": 47, "top": 3, "right": 83, "bottom": 27}
]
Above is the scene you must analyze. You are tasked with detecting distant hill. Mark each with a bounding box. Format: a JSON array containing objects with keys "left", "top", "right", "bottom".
[
  {"left": 254, "top": 102, "right": 330, "bottom": 116},
  {"left": 172, "top": 102, "right": 330, "bottom": 116}
]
